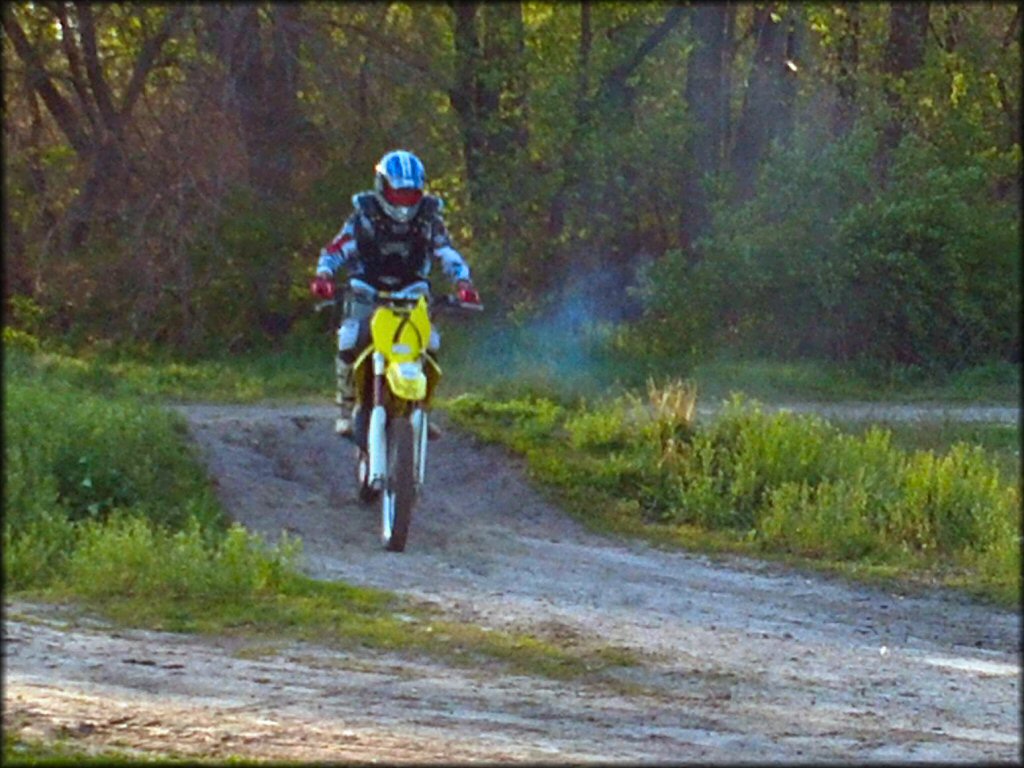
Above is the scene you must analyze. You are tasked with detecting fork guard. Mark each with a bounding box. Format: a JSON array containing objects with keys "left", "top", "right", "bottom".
[{"left": 367, "top": 404, "right": 387, "bottom": 488}]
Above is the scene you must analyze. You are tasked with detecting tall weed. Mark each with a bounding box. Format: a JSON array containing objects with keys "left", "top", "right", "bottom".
[
  {"left": 66, "top": 515, "right": 299, "bottom": 602},
  {"left": 450, "top": 386, "right": 1020, "bottom": 602}
]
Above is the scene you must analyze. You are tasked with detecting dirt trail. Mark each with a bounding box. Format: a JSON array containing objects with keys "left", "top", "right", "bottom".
[{"left": 4, "top": 402, "right": 1021, "bottom": 763}]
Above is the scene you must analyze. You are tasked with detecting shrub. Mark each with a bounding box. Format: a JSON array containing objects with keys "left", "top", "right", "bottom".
[
  {"left": 888, "top": 443, "right": 1016, "bottom": 555},
  {"left": 4, "top": 354, "right": 222, "bottom": 537},
  {"left": 640, "top": 126, "right": 1020, "bottom": 370},
  {"left": 3, "top": 350, "right": 227, "bottom": 594},
  {"left": 840, "top": 136, "right": 1020, "bottom": 368},
  {"left": 4, "top": 510, "right": 77, "bottom": 591},
  {"left": 759, "top": 479, "right": 880, "bottom": 560}
]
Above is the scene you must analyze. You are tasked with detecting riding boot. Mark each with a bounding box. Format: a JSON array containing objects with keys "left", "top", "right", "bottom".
[{"left": 335, "top": 357, "right": 355, "bottom": 436}]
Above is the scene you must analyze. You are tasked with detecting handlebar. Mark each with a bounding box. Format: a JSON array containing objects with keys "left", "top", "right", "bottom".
[
  {"left": 433, "top": 294, "right": 485, "bottom": 312},
  {"left": 314, "top": 289, "right": 483, "bottom": 314}
]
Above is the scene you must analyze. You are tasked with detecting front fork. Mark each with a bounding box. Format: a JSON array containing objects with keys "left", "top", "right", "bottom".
[
  {"left": 367, "top": 352, "right": 387, "bottom": 490},
  {"left": 365, "top": 351, "right": 429, "bottom": 493},
  {"left": 411, "top": 407, "right": 427, "bottom": 489}
]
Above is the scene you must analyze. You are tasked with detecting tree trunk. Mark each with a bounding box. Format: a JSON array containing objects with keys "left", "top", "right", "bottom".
[
  {"left": 731, "top": 6, "right": 788, "bottom": 201},
  {"left": 449, "top": 2, "right": 484, "bottom": 208},
  {"left": 201, "top": 3, "right": 302, "bottom": 202},
  {"left": 721, "top": 3, "right": 737, "bottom": 152},
  {"left": 264, "top": 4, "right": 302, "bottom": 197},
  {"left": 681, "top": 4, "right": 727, "bottom": 256},
  {"left": 832, "top": 5, "right": 860, "bottom": 137},
  {"left": 778, "top": 9, "right": 802, "bottom": 144},
  {"left": 877, "top": 4, "right": 929, "bottom": 182},
  {"left": 547, "top": 1, "right": 592, "bottom": 242},
  {"left": 227, "top": 5, "right": 270, "bottom": 196}
]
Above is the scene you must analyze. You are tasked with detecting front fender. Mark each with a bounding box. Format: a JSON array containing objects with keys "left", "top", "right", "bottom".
[{"left": 386, "top": 360, "right": 427, "bottom": 401}]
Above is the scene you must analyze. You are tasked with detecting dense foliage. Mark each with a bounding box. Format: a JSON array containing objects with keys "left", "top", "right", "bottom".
[{"left": 3, "top": 2, "right": 1020, "bottom": 371}]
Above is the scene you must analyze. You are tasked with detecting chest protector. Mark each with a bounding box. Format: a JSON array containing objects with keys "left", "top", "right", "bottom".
[{"left": 352, "top": 193, "right": 440, "bottom": 289}]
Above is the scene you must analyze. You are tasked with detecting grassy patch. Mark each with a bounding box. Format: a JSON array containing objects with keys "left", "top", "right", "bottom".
[
  {"left": 446, "top": 386, "right": 1021, "bottom": 606},
  {"left": 4, "top": 355, "right": 229, "bottom": 591},
  {"left": 692, "top": 357, "right": 1021, "bottom": 404},
  {"left": 1, "top": 732, "right": 245, "bottom": 765},
  {"left": 3, "top": 344, "right": 330, "bottom": 404},
  {"left": 57, "top": 560, "right": 638, "bottom": 681}
]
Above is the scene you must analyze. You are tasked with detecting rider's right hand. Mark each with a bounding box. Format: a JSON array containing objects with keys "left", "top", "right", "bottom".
[
  {"left": 310, "top": 275, "right": 335, "bottom": 299},
  {"left": 455, "top": 280, "right": 481, "bottom": 306}
]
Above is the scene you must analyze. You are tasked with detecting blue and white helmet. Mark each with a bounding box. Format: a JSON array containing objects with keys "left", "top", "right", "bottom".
[{"left": 374, "top": 150, "right": 426, "bottom": 223}]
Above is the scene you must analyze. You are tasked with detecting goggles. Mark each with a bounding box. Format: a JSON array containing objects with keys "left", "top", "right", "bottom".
[{"left": 383, "top": 185, "right": 423, "bottom": 207}]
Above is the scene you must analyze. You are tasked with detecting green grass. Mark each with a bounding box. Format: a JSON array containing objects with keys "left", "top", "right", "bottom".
[
  {"left": 6, "top": 340, "right": 1018, "bottom": 615},
  {"left": 41, "top": 532, "right": 636, "bottom": 681},
  {"left": 3, "top": 342, "right": 331, "bottom": 404},
  {"left": 2, "top": 732, "right": 246, "bottom": 765},
  {"left": 691, "top": 357, "right": 1021, "bottom": 404},
  {"left": 446, "top": 387, "right": 1021, "bottom": 607}
]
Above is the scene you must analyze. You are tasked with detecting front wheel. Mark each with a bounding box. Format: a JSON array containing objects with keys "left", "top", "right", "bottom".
[{"left": 381, "top": 416, "right": 415, "bottom": 552}]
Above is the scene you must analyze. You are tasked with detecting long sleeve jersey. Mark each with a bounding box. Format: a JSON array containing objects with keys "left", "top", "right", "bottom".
[{"left": 317, "top": 192, "right": 470, "bottom": 289}]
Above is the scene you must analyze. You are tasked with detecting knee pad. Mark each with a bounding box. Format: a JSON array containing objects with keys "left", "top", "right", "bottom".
[{"left": 338, "top": 318, "right": 369, "bottom": 364}]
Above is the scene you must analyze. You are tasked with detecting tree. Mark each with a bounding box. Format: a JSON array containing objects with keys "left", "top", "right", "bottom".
[
  {"left": 197, "top": 3, "right": 304, "bottom": 202},
  {"left": 546, "top": 1, "right": 593, "bottom": 243},
  {"left": 560, "top": 5, "right": 686, "bottom": 249},
  {"left": 877, "top": 3, "right": 929, "bottom": 182},
  {"left": 730, "top": 5, "right": 796, "bottom": 201},
  {"left": 680, "top": 3, "right": 727, "bottom": 255},
  {"left": 2, "top": 3, "right": 186, "bottom": 246},
  {"left": 832, "top": 5, "right": 860, "bottom": 137},
  {"left": 449, "top": 2, "right": 485, "bottom": 209}
]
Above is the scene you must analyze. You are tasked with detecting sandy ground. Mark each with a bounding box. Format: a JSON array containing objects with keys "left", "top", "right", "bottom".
[{"left": 4, "top": 401, "right": 1021, "bottom": 763}]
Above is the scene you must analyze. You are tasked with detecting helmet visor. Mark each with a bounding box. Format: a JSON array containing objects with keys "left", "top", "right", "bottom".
[{"left": 383, "top": 185, "right": 423, "bottom": 208}]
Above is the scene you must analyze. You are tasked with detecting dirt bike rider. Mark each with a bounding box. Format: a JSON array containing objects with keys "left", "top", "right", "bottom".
[{"left": 310, "top": 149, "right": 481, "bottom": 437}]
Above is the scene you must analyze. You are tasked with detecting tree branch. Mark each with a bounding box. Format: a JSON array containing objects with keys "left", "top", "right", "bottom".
[
  {"left": 75, "top": 2, "right": 119, "bottom": 133},
  {"left": 598, "top": 6, "right": 686, "bottom": 101},
  {"left": 120, "top": 6, "right": 187, "bottom": 121},
  {"left": 1003, "top": 5, "right": 1021, "bottom": 50},
  {"left": 332, "top": 20, "right": 449, "bottom": 90},
  {"left": 1, "top": 9, "right": 91, "bottom": 153},
  {"left": 54, "top": 2, "right": 101, "bottom": 133}
]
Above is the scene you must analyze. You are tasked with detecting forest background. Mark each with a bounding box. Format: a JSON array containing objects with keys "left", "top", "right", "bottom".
[{"left": 3, "top": 1, "right": 1021, "bottom": 378}]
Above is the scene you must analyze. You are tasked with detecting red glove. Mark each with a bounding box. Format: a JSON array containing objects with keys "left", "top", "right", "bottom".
[
  {"left": 310, "top": 275, "right": 335, "bottom": 299},
  {"left": 456, "top": 280, "right": 480, "bottom": 305}
]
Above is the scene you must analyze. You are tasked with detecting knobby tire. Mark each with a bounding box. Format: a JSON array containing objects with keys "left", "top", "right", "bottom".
[{"left": 383, "top": 416, "right": 415, "bottom": 552}]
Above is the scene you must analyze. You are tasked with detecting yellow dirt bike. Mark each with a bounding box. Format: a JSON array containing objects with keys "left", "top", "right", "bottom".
[{"left": 320, "top": 278, "right": 481, "bottom": 551}]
